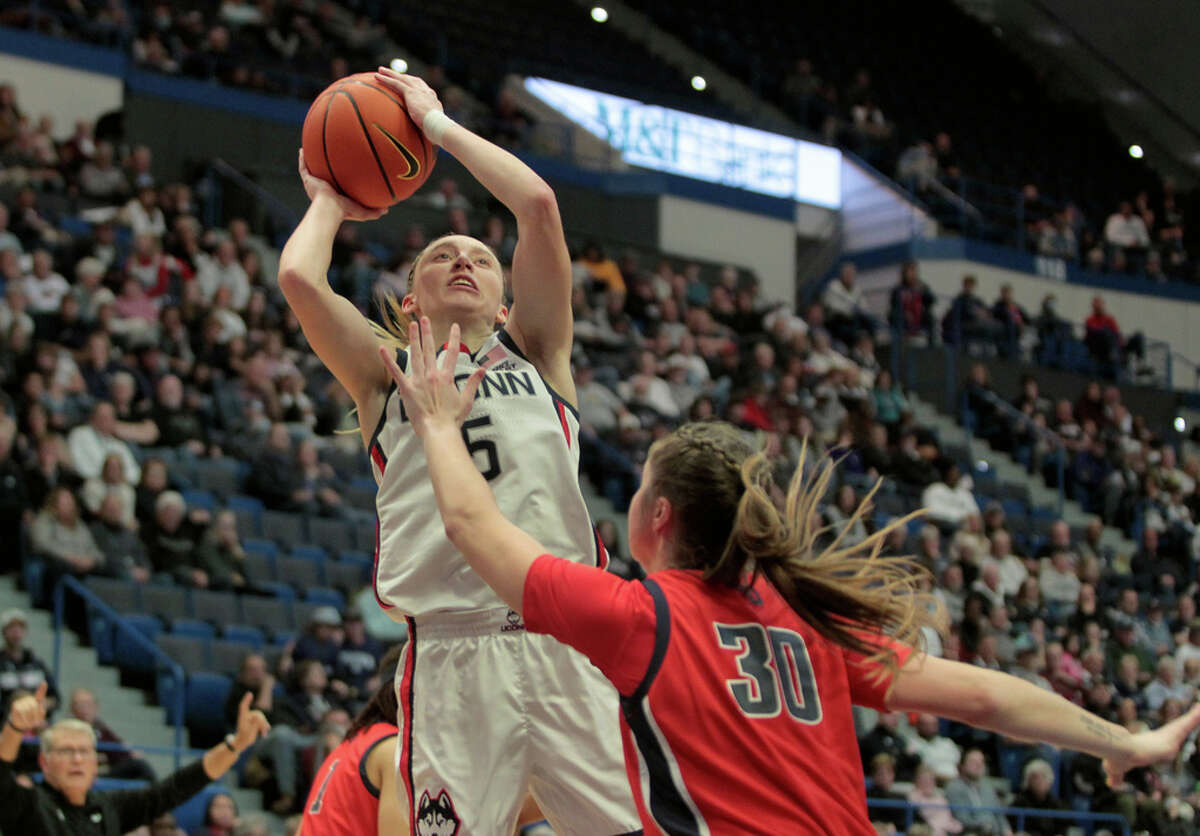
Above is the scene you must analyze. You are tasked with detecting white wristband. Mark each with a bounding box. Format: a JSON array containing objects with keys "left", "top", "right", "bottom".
[{"left": 422, "top": 110, "right": 455, "bottom": 146}]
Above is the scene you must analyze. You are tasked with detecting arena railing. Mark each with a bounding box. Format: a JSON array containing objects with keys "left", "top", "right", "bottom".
[
  {"left": 867, "top": 797, "right": 1129, "bottom": 836},
  {"left": 52, "top": 576, "right": 188, "bottom": 769}
]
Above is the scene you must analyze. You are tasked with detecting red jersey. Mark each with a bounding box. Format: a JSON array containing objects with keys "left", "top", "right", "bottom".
[
  {"left": 524, "top": 556, "right": 910, "bottom": 836},
  {"left": 300, "top": 722, "right": 399, "bottom": 836}
]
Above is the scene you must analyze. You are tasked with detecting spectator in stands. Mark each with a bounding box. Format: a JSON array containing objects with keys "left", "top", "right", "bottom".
[
  {"left": 870, "top": 370, "right": 907, "bottom": 428},
  {"left": 945, "top": 748, "right": 1009, "bottom": 836},
  {"left": 30, "top": 486, "right": 102, "bottom": 580},
  {"left": 1039, "top": 549, "right": 1081, "bottom": 621},
  {"left": 247, "top": 424, "right": 304, "bottom": 511},
  {"left": 1130, "top": 527, "right": 1184, "bottom": 598},
  {"left": 1107, "top": 614, "right": 1155, "bottom": 680},
  {"left": 272, "top": 660, "right": 346, "bottom": 812},
  {"left": 22, "top": 250, "right": 70, "bottom": 319},
  {"left": 89, "top": 493, "right": 151, "bottom": 583},
  {"left": 0, "top": 676, "right": 268, "bottom": 836},
  {"left": 865, "top": 753, "right": 908, "bottom": 832},
  {"left": 80, "top": 452, "right": 137, "bottom": 527},
  {"left": 990, "top": 284, "right": 1027, "bottom": 358},
  {"left": 1011, "top": 758, "right": 1066, "bottom": 836},
  {"left": 576, "top": 242, "right": 626, "bottom": 295},
  {"left": 1104, "top": 202, "right": 1150, "bottom": 272},
  {"left": 1143, "top": 656, "right": 1193, "bottom": 713},
  {"left": 78, "top": 141, "right": 129, "bottom": 200},
  {"left": 983, "top": 530, "right": 1025, "bottom": 598},
  {"left": 910, "top": 712, "right": 961, "bottom": 782},
  {"left": 0, "top": 419, "right": 26, "bottom": 562},
  {"left": 22, "top": 435, "right": 80, "bottom": 512},
  {"left": 1084, "top": 296, "right": 1143, "bottom": 379},
  {"left": 823, "top": 484, "right": 869, "bottom": 549},
  {"left": 908, "top": 763, "right": 961, "bottom": 836},
  {"left": 942, "top": 275, "right": 1003, "bottom": 353},
  {"left": 196, "top": 240, "right": 250, "bottom": 311},
  {"left": 890, "top": 261, "right": 935, "bottom": 342},
  {"left": 0, "top": 205, "right": 20, "bottom": 256},
  {"left": 194, "top": 509, "right": 247, "bottom": 591},
  {"left": 921, "top": 460, "right": 979, "bottom": 531},
  {"left": 293, "top": 439, "right": 346, "bottom": 519},
  {"left": 858, "top": 711, "right": 918, "bottom": 780},
  {"left": 333, "top": 609, "right": 384, "bottom": 709},
  {"left": 68, "top": 687, "right": 155, "bottom": 782},
  {"left": 66, "top": 401, "right": 141, "bottom": 484},
  {"left": 192, "top": 792, "right": 238, "bottom": 836},
  {"left": 143, "top": 491, "right": 206, "bottom": 587},
  {"left": 0, "top": 610, "right": 57, "bottom": 714},
  {"left": 823, "top": 262, "right": 876, "bottom": 347},
  {"left": 149, "top": 374, "right": 207, "bottom": 454},
  {"left": 286, "top": 607, "right": 344, "bottom": 685}
]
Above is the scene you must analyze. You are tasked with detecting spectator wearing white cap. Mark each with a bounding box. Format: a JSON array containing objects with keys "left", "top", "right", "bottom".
[{"left": 0, "top": 610, "right": 58, "bottom": 715}]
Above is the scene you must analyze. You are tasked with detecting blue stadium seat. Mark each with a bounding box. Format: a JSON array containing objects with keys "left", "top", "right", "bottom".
[
  {"left": 256, "top": 581, "right": 297, "bottom": 601},
  {"left": 156, "top": 634, "right": 212, "bottom": 672},
  {"left": 262, "top": 510, "right": 308, "bottom": 547},
  {"left": 211, "top": 639, "right": 259, "bottom": 677},
  {"left": 141, "top": 584, "right": 189, "bottom": 625},
  {"left": 279, "top": 556, "right": 325, "bottom": 591},
  {"left": 241, "top": 597, "right": 293, "bottom": 639},
  {"left": 326, "top": 560, "right": 370, "bottom": 595},
  {"left": 190, "top": 589, "right": 242, "bottom": 626},
  {"left": 191, "top": 458, "right": 244, "bottom": 497},
  {"left": 242, "top": 552, "right": 278, "bottom": 586},
  {"left": 289, "top": 545, "right": 328, "bottom": 564},
  {"left": 338, "top": 551, "right": 373, "bottom": 571},
  {"left": 170, "top": 619, "right": 217, "bottom": 640},
  {"left": 223, "top": 624, "right": 266, "bottom": 647},
  {"left": 309, "top": 517, "right": 353, "bottom": 553},
  {"left": 243, "top": 539, "right": 279, "bottom": 559},
  {"left": 227, "top": 495, "right": 264, "bottom": 537},
  {"left": 114, "top": 615, "right": 164, "bottom": 675},
  {"left": 181, "top": 489, "right": 218, "bottom": 512},
  {"left": 185, "top": 673, "right": 234, "bottom": 741},
  {"left": 304, "top": 587, "right": 345, "bottom": 609}
]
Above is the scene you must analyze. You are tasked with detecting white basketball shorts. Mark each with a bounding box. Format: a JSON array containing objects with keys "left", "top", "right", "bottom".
[{"left": 393, "top": 606, "right": 642, "bottom": 836}]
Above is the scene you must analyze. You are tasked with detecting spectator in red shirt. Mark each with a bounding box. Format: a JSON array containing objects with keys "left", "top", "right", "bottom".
[
  {"left": 889, "top": 260, "right": 935, "bottom": 343},
  {"left": 380, "top": 319, "right": 1200, "bottom": 835},
  {"left": 1084, "top": 296, "right": 1144, "bottom": 379}
]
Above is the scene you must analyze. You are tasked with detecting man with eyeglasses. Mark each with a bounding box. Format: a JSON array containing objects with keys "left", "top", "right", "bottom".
[{"left": 0, "top": 680, "right": 269, "bottom": 835}]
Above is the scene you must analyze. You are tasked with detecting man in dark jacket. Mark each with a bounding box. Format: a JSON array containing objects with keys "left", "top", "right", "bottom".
[
  {"left": 0, "top": 609, "right": 58, "bottom": 715},
  {"left": 0, "top": 679, "right": 268, "bottom": 835}
]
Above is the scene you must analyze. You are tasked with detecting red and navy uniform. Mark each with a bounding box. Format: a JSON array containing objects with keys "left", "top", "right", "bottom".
[
  {"left": 524, "top": 556, "right": 911, "bottom": 836},
  {"left": 300, "top": 722, "right": 398, "bottom": 836}
]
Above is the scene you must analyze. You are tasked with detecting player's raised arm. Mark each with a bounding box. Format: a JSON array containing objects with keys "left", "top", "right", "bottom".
[
  {"left": 888, "top": 652, "right": 1200, "bottom": 786},
  {"left": 379, "top": 318, "right": 545, "bottom": 610},
  {"left": 373, "top": 69, "right": 574, "bottom": 397},
  {"left": 278, "top": 151, "right": 391, "bottom": 419}
]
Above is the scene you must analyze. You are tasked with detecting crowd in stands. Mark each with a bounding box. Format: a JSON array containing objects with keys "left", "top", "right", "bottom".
[{"left": 3, "top": 16, "right": 1200, "bottom": 832}]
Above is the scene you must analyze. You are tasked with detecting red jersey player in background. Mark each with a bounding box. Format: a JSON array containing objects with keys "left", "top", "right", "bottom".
[
  {"left": 383, "top": 317, "right": 1200, "bottom": 835},
  {"left": 298, "top": 646, "right": 405, "bottom": 836}
]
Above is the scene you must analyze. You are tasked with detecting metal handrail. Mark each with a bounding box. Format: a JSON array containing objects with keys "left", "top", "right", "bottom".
[
  {"left": 52, "top": 577, "right": 187, "bottom": 769},
  {"left": 867, "top": 797, "right": 1130, "bottom": 836},
  {"left": 962, "top": 385, "right": 1067, "bottom": 516}
]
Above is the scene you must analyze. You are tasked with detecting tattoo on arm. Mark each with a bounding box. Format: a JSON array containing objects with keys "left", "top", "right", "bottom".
[{"left": 1081, "top": 713, "right": 1117, "bottom": 745}]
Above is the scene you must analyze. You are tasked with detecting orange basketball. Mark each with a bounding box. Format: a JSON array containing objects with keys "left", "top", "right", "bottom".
[{"left": 301, "top": 72, "right": 436, "bottom": 210}]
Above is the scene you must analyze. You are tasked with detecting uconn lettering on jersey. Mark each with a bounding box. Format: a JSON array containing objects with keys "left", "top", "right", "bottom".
[{"left": 393, "top": 370, "right": 537, "bottom": 424}]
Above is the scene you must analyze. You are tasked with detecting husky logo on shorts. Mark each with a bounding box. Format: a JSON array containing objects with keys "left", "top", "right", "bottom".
[
  {"left": 415, "top": 789, "right": 461, "bottom": 836},
  {"left": 501, "top": 608, "right": 525, "bottom": 633}
]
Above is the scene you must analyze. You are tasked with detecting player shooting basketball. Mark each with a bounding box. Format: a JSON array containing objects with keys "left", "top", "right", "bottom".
[{"left": 277, "top": 69, "right": 640, "bottom": 835}]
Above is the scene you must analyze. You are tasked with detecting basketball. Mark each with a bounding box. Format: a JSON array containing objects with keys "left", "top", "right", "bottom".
[{"left": 301, "top": 72, "right": 436, "bottom": 210}]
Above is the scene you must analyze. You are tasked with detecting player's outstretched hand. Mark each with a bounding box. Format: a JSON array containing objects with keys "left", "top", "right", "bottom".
[
  {"left": 231, "top": 691, "right": 271, "bottom": 753},
  {"left": 297, "top": 149, "right": 387, "bottom": 223},
  {"left": 372, "top": 68, "right": 442, "bottom": 130},
  {"left": 380, "top": 317, "right": 486, "bottom": 437},
  {"left": 8, "top": 682, "right": 48, "bottom": 733},
  {"left": 1103, "top": 701, "right": 1200, "bottom": 787}
]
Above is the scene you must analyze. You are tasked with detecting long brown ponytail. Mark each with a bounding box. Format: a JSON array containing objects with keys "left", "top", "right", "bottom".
[{"left": 648, "top": 422, "right": 941, "bottom": 684}]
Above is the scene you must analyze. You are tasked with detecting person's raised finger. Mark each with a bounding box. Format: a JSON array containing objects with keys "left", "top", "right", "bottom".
[
  {"left": 420, "top": 316, "right": 437, "bottom": 376},
  {"left": 442, "top": 323, "right": 461, "bottom": 373},
  {"left": 459, "top": 366, "right": 487, "bottom": 417},
  {"left": 407, "top": 321, "right": 424, "bottom": 378},
  {"left": 239, "top": 690, "right": 253, "bottom": 716}
]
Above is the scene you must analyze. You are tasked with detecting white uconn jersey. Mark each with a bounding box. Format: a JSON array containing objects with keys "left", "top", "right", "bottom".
[{"left": 368, "top": 328, "right": 606, "bottom": 617}]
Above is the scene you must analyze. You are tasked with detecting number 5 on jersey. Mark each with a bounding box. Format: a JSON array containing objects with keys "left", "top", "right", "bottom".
[{"left": 715, "top": 623, "right": 823, "bottom": 723}]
